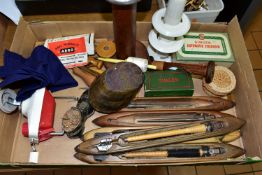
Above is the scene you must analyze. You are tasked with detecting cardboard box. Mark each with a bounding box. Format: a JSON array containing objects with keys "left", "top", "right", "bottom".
[
  {"left": 0, "top": 17, "right": 261, "bottom": 166},
  {"left": 0, "top": 14, "right": 8, "bottom": 51}
]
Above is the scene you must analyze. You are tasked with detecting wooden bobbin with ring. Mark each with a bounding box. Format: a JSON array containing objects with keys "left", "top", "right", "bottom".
[{"left": 96, "top": 40, "right": 116, "bottom": 58}]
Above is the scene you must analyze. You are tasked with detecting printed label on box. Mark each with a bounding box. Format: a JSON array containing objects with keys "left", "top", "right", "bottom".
[
  {"left": 177, "top": 32, "right": 234, "bottom": 61},
  {"left": 44, "top": 34, "right": 94, "bottom": 68}
]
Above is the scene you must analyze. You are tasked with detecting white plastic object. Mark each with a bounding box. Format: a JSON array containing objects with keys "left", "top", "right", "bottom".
[
  {"left": 0, "top": 89, "right": 18, "bottom": 113},
  {"left": 164, "top": 0, "right": 185, "bottom": 25},
  {"left": 29, "top": 151, "right": 39, "bottom": 163},
  {"left": 126, "top": 57, "right": 148, "bottom": 72},
  {"left": 158, "top": 0, "right": 224, "bottom": 23},
  {"left": 21, "top": 88, "right": 45, "bottom": 144},
  {"left": 184, "top": 0, "right": 224, "bottom": 23},
  {"left": 149, "top": 30, "right": 185, "bottom": 54},
  {"left": 149, "top": 0, "right": 191, "bottom": 55},
  {"left": 152, "top": 10, "right": 191, "bottom": 37},
  {"left": 147, "top": 46, "right": 172, "bottom": 62}
]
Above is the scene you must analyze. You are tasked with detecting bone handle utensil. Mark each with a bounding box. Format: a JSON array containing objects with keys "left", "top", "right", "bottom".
[{"left": 125, "top": 124, "right": 207, "bottom": 142}]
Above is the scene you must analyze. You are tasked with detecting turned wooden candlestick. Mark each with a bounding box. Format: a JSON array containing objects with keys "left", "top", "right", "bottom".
[
  {"left": 112, "top": 4, "right": 136, "bottom": 59},
  {"left": 108, "top": 0, "right": 148, "bottom": 60}
]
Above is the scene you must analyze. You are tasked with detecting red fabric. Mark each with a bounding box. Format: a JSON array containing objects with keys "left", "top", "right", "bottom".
[{"left": 22, "top": 89, "right": 56, "bottom": 142}]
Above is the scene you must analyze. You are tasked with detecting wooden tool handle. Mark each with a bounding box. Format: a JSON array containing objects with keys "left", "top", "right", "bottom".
[
  {"left": 126, "top": 124, "right": 207, "bottom": 142},
  {"left": 72, "top": 67, "right": 96, "bottom": 87},
  {"left": 152, "top": 61, "right": 215, "bottom": 83},
  {"left": 89, "top": 57, "right": 104, "bottom": 69},
  {"left": 124, "top": 151, "right": 168, "bottom": 158}
]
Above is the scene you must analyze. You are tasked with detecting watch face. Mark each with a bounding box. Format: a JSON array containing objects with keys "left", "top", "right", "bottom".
[{"left": 107, "top": 0, "right": 140, "bottom": 5}]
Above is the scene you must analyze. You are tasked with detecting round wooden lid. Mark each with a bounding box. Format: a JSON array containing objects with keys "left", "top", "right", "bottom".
[{"left": 203, "top": 66, "right": 236, "bottom": 96}]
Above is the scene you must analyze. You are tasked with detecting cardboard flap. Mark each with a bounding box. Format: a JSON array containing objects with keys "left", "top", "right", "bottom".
[
  {"left": 228, "top": 16, "right": 262, "bottom": 157},
  {"left": 0, "top": 14, "right": 8, "bottom": 49},
  {"left": 10, "top": 17, "right": 37, "bottom": 57}
]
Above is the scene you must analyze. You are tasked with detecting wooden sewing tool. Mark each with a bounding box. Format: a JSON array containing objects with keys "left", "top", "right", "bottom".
[
  {"left": 83, "top": 127, "right": 241, "bottom": 143},
  {"left": 93, "top": 111, "right": 234, "bottom": 127},
  {"left": 75, "top": 116, "right": 245, "bottom": 155},
  {"left": 97, "top": 57, "right": 215, "bottom": 83}
]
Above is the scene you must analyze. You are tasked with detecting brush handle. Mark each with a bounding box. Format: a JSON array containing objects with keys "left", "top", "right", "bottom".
[
  {"left": 72, "top": 67, "right": 96, "bottom": 87},
  {"left": 126, "top": 124, "right": 207, "bottom": 142},
  {"left": 88, "top": 57, "right": 104, "bottom": 69}
]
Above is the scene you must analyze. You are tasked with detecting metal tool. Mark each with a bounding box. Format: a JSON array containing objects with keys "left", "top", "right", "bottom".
[
  {"left": 54, "top": 96, "right": 80, "bottom": 101},
  {"left": 0, "top": 88, "right": 19, "bottom": 113}
]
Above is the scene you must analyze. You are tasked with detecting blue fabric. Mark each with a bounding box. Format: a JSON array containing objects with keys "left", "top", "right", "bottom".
[{"left": 0, "top": 46, "right": 78, "bottom": 101}]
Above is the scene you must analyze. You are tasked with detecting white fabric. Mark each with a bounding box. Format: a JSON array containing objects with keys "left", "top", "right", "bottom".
[{"left": 21, "top": 88, "right": 45, "bottom": 144}]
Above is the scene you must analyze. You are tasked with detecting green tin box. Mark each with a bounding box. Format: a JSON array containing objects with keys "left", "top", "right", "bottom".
[
  {"left": 176, "top": 32, "right": 235, "bottom": 67},
  {"left": 144, "top": 69, "right": 194, "bottom": 97}
]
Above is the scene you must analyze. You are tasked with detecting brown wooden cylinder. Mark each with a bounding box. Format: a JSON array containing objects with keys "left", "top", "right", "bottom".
[
  {"left": 89, "top": 62, "right": 144, "bottom": 114},
  {"left": 112, "top": 4, "right": 137, "bottom": 59},
  {"left": 152, "top": 61, "right": 215, "bottom": 83}
]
